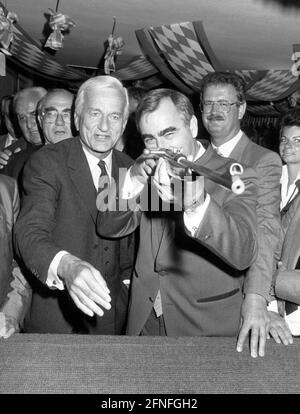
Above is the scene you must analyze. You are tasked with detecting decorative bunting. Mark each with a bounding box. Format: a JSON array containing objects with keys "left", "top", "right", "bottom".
[
  {"left": 291, "top": 44, "right": 300, "bottom": 77},
  {"left": 113, "top": 55, "right": 157, "bottom": 81},
  {"left": 148, "top": 21, "right": 216, "bottom": 91}
]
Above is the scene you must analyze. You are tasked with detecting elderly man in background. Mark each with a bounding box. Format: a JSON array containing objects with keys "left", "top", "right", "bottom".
[
  {"left": 0, "top": 87, "right": 47, "bottom": 179},
  {"left": 0, "top": 174, "right": 31, "bottom": 338},
  {"left": 0, "top": 95, "right": 19, "bottom": 151},
  {"left": 14, "top": 76, "right": 135, "bottom": 335},
  {"left": 199, "top": 71, "right": 286, "bottom": 358},
  {"left": 37, "top": 88, "right": 74, "bottom": 145}
]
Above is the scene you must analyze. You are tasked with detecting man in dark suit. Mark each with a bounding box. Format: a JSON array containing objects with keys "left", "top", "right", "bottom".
[
  {"left": 199, "top": 72, "right": 283, "bottom": 357},
  {"left": 97, "top": 88, "right": 258, "bottom": 338},
  {"left": 14, "top": 76, "right": 135, "bottom": 334},
  {"left": 0, "top": 175, "right": 31, "bottom": 338}
]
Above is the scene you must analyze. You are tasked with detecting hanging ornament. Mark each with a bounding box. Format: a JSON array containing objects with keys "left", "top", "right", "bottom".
[
  {"left": 104, "top": 17, "right": 125, "bottom": 75},
  {"left": 0, "top": 6, "right": 18, "bottom": 55},
  {"left": 291, "top": 44, "right": 300, "bottom": 77},
  {"left": 0, "top": 6, "right": 18, "bottom": 76},
  {"left": 44, "top": 2, "right": 75, "bottom": 51}
]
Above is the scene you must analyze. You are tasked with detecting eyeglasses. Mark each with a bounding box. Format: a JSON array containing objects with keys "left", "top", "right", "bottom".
[
  {"left": 17, "top": 111, "right": 37, "bottom": 123},
  {"left": 200, "top": 100, "right": 239, "bottom": 113},
  {"left": 42, "top": 109, "right": 71, "bottom": 123}
]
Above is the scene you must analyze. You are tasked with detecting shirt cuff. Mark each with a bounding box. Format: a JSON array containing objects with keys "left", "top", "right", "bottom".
[
  {"left": 121, "top": 167, "right": 145, "bottom": 199},
  {"left": 184, "top": 194, "right": 210, "bottom": 237},
  {"left": 267, "top": 300, "right": 279, "bottom": 313},
  {"left": 46, "top": 251, "right": 69, "bottom": 290}
]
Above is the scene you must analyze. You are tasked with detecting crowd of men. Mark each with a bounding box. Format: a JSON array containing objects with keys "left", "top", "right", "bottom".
[{"left": 0, "top": 72, "right": 299, "bottom": 359}]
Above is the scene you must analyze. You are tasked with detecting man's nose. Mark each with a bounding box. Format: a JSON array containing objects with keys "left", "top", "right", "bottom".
[
  {"left": 98, "top": 115, "right": 109, "bottom": 131},
  {"left": 55, "top": 112, "right": 65, "bottom": 126},
  {"left": 210, "top": 102, "right": 220, "bottom": 113},
  {"left": 26, "top": 115, "right": 37, "bottom": 129}
]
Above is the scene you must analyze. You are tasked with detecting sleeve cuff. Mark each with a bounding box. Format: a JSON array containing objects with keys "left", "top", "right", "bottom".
[
  {"left": 184, "top": 194, "right": 210, "bottom": 236},
  {"left": 121, "top": 167, "right": 145, "bottom": 199},
  {"left": 46, "top": 251, "right": 69, "bottom": 290}
]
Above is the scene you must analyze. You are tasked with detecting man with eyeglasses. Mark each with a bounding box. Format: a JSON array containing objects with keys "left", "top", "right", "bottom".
[
  {"left": 199, "top": 71, "right": 288, "bottom": 357},
  {"left": 0, "top": 87, "right": 47, "bottom": 180},
  {"left": 37, "top": 89, "right": 74, "bottom": 145}
]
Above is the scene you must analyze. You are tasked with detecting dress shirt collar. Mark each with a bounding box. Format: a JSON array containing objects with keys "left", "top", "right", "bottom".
[
  {"left": 82, "top": 145, "right": 112, "bottom": 189},
  {"left": 211, "top": 129, "right": 243, "bottom": 157},
  {"left": 194, "top": 140, "right": 206, "bottom": 160}
]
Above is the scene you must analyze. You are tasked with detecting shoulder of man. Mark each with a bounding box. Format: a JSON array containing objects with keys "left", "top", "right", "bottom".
[
  {"left": 112, "top": 148, "right": 134, "bottom": 168},
  {"left": 242, "top": 132, "right": 281, "bottom": 164}
]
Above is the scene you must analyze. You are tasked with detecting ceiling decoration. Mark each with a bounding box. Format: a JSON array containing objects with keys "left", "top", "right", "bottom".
[
  {"left": 0, "top": 2, "right": 86, "bottom": 83},
  {"left": 134, "top": 20, "right": 300, "bottom": 124},
  {"left": 43, "top": 7, "right": 76, "bottom": 51},
  {"left": 113, "top": 55, "right": 157, "bottom": 82},
  {"left": 136, "top": 21, "right": 219, "bottom": 95}
]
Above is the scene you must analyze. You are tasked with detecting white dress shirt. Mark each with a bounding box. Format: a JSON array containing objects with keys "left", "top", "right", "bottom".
[{"left": 46, "top": 146, "right": 112, "bottom": 290}]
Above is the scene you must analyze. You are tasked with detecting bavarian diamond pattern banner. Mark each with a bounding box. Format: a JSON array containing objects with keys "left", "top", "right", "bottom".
[
  {"left": 246, "top": 70, "right": 298, "bottom": 101},
  {"left": 149, "top": 22, "right": 214, "bottom": 91},
  {"left": 113, "top": 55, "right": 158, "bottom": 81}
]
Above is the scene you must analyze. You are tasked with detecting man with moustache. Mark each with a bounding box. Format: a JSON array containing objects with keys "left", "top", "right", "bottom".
[
  {"left": 199, "top": 72, "right": 285, "bottom": 357},
  {"left": 37, "top": 89, "right": 74, "bottom": 145},
  {"left": 14, "top": 76, "right": 134, "bottom": 334}
]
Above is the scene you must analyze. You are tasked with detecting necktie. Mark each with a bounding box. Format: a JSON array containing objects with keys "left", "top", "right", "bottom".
[{"left": 97, "top": 160, "right": 109, "bottom": 194}]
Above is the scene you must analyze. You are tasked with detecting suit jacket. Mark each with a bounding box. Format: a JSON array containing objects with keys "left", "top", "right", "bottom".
[
  {"left": 14, "top": 137, "right": 135, "bottom": 334},
  {"left": 274, "top": 187, "right": 300, "bottom": 312},
  {"left": 0, "top": 175, "right": 31, "bottom": 326},
  {"left": 98, "top": 148, "right": 258, "bottom": 336},
  {"left": 0, "top": 175, "right": 18, "bottom": 305},
  {"left": 0, "top": 134, "right": 8, "bottom": 151},
  {"left": 209, "top": 134, "right": 282, "bottom": 300}
]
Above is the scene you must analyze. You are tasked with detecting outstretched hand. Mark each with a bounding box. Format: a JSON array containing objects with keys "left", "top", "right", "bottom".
[{"left": 57, "top": 254, "right": 112, "bottom": 318}]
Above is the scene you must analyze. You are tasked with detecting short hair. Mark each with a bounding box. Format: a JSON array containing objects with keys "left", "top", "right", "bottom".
[
  {"left": 37, "top": 88, "right": 74, "bottom": 115},
  {"left": 200, "top": 72, "right": 246, "bottom": 104},
  {"left": 75, "top": 75, "right": 129, "bottom": 120},
  {"left": 279, "top": 109, "right": 300, "bottom": 134},
  {"left": 127, "top": 86, "right": 147, "bottom": 103},
  {"left": 135, "top": 88, "right": 194, "bottom": 132},
  {"left": 13, "top": 87, "right": 47, "bottom": 112}
]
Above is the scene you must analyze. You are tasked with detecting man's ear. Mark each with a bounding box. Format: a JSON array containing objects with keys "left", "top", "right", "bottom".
[
  {"left": 238, "top": 102, "right": 247, "bottom": 120},
  {"left": 121, "top": 116, "right": 128, "bottom": 135},
  {"left": 37, "top": 115, "right": 42, "bottom": 128},
  {"left": 190, "top": 115, "right": 198, "bottom": 138}
]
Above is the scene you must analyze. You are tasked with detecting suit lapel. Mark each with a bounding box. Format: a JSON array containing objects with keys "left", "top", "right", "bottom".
[{"left": 67, "top": 137, "right": 98, "bottom": 223}]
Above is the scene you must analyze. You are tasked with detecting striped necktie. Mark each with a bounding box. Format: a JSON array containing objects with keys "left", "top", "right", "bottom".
[{"left": 97, "top": 160, "right": 109, "bottom": 194}]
